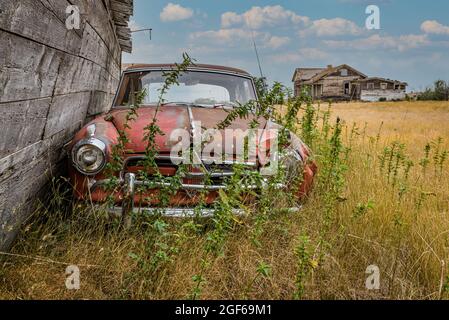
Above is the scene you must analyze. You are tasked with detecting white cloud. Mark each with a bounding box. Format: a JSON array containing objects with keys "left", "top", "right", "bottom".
[
  {"left": 271, "top": 53, "right": 303, "bottom": 63},
  {"left": 337, "top": 0, "right": 392, "bottom": 3},
  {"left": 221, "top": 8, "right": 362, "bottom": 40},
  {"left": 190, "top": 28, "right": 291, "bottom": 51},
  {"left": 190, "top": 28, "right": 270, "bottom": 45},
  {"left": 421, "top": 20, "right": 449, "bottom": 36},
  {"left": 271, "top": 48, "right": 329, "bottom": 64},
  {"left": 221, "top": 5, "right": 309, "bottom": 29},
  {"left": 397, "top": 34, "right": 430, "bottom": 50},
  {"left": 190, "top": 28, "right": 290, "bottom": 50},
  {"left": 266, "top": 36, "right": 291, "bottom": 49},
  {"left": 298, "top": 48, "right": 330, "bottom": 59},
  {"left": 160, "top": 3, "right": 194, "bottom": 22},
  {"left": 221, "top": 12, "right": 243, "bottom": 28},
  {"left": 190, "top": 28, "right": 250, "bottom": 42},
  {"left": 324, "top": 34, "right": 429, "bottom": 52},
  {"left": 299, "top": 18, "right": 363, "bottom": 37}
]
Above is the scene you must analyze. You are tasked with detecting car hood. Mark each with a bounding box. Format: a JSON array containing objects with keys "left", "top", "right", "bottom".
[{"left": 110, "top": 105, "right": 268, "bottom": 156}]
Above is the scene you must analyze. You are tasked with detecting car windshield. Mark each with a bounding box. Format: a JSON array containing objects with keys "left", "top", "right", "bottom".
[{"left": 115, "top": 70, "right": 256, "bottom": 107}]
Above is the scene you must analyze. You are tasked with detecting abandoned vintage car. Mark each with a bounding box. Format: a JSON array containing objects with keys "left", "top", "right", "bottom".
[{"left": 67, "top": 64, "right": 317, "bottom": 220}]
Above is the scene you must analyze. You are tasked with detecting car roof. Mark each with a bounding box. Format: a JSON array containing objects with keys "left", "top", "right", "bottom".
[{"left": 122, "top": 63, "right": 252, "bottom": 77}]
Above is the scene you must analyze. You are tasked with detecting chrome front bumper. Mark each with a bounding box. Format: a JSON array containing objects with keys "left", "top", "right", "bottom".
[
  {"left": 108, "top": 207, "right": 246, "bottom": 218},
  {"left": 106, "top": 206, "right": 301, "bottom": 218}
]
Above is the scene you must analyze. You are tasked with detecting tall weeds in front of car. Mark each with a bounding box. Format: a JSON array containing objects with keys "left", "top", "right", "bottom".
[{"left": 1, "top": 55, "right": 449, "bottom": 300}]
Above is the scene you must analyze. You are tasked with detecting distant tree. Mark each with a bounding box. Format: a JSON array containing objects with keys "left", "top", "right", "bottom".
[
  {"left": 434, "top": 80, "right": 449, "bottom": 100},
  {"left": 418, "top": 80, "right": 449, "bottom": 101}
]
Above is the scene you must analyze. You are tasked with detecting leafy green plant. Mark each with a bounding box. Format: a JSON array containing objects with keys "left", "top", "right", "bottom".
[
  {"left": 242, "top": 261, "right": 272, "bottom": 299},
  {"left": 293, "top": 235, "right": 314, "bottom": 300},
  {"left": 353, "top": 200, "right": 375, "bottom": 219},
  {"left": 379, "top": 141, "right": 413, "bottom": 186}
]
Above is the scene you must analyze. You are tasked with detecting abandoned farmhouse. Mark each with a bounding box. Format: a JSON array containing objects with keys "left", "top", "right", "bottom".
[{"left": 292, "top": 64, "right": 408, "bottom": 102}]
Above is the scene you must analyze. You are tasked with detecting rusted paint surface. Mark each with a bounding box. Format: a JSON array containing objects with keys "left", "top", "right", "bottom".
[
  {"left": 111, "top": 106, "right": 190, "bottom": 153},
  {"left": 190, "top": 106, "right": 265, "bottom": 129},
  {"left": 190, "top": 106, "right": 267, "bottom": 161},
  {"left": 299, "top": 162, "right": 318, "bottom": 197},
  {"left": 110, "top": 105, "right": 269, "bottom": 157},
  {"left": 68, "top": 117, "right": 120, "bottom": 158}
]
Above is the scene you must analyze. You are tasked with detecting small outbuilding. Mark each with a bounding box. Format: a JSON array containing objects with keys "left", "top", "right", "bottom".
[{"left": 359, "top": 77, "right": 408, "bottom": 102}]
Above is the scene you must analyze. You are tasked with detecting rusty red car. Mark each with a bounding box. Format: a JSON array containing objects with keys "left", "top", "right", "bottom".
[{"left": 67, "top": 64, "right": 317, "bottom": 221}]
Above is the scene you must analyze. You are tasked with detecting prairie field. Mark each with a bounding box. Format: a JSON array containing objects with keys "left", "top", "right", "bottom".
[{"left": 1, "top": 100, "right": 448, "bottom": 300}]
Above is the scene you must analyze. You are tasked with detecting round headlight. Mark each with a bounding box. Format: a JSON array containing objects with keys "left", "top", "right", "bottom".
[
  {"left": 72, "top": 138, "right": 107, "bottom": 175},
  {"left": 278, "top": 148, "right": 303, "bottom": 182}
]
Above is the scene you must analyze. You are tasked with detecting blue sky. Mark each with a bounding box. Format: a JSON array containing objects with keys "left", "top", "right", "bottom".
[{"left": 123, "top": 0, "right": 449, "bottom": 91}]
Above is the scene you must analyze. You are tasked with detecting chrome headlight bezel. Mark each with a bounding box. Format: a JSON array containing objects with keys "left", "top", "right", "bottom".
[
  {"left": 278, "top": 147, "right": 302, "bottom": 169},
  {"left": 276, "top": 131, "right": 305, "bottom": 181},
  {"left": 71, "top": 138, "right": 107, "bottom": 176},
  {"left": 279, "top": 147, "right": 302, "bottom": 163},
  {"left": 278, "top": 131, "right": 304, "bottom": 164},
  {"left": 274, "top": 147, "right": 303, "bottom": 185}
]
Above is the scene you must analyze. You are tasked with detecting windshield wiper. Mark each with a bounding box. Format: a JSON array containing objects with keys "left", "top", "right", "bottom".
[
  {"left": 160, "top": 102, "right": 192, "bottom": 106},
  {"left": 212, "top": 102, "right": 237, "bottom": 109}
]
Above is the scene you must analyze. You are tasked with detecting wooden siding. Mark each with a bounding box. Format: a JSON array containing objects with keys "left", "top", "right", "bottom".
[
  {"left": 321, "top": 76, "right": 361, "bottom": 97},
  {"left": 360, "top": 79, "right": 406, "bottom": 91},
  {"left": 360, "top": 90, "right": 406, "bottom": 102},
  {"left": 0, "top": 0, "right": 132, "bottom": 249}
]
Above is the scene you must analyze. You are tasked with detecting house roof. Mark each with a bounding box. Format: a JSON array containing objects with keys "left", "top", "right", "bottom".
[
  {"left": 110, "top": 0, "right": 134, "bottom": 53},
  {"left": 293, "top": 64, "right": 367, "bottom": 83},
  {"left": 292, "top": 68, "right": 325, "bottom": 82},
  {"left": 308, "top": 64, "right": 367, "bottom": 83}
]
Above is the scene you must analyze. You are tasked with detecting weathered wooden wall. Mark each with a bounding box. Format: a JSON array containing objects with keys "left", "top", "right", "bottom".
[
  {"left": 320, "top": 68, "right": 362, "bottom": 98},
  {"left": 320, "top": 76, "right": 360, "bottom": 97},
  {"left": 360, "top": 90, "right": 406, "bottom": 102},
  {"left": 0, "top": 0, "right": 133, "bottom": 250}
]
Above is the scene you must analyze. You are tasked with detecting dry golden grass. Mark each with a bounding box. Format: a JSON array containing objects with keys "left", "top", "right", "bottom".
[
  {"left": 0, "top": 100, "right": 448, "bottom": 300},
  {"left": 330, "top": 101, "right": 449, "bottom": 149}
]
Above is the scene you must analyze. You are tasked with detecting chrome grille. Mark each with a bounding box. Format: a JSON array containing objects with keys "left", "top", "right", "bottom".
[{"left": 119, "top": 155, "right": 257, "bottom": 187}]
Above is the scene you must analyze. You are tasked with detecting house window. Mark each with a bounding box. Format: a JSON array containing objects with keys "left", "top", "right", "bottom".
[
  {"left": 344, "top": 82, "right": 350, "bottom": 94},
  {"left": 381, "top": 83, "right": 388, "bottom": 90},
  {"left": 340, "top": 69, "right": 348, "bottom": 76},
  {"left": 367, "top": 83, "right": 375, "bottom": 90},
  {"left": 394, "top": 84, "right": 400, "bottom": 90},
  {"left": 313, "top": 85, "right": 323, "bottom": 98}
]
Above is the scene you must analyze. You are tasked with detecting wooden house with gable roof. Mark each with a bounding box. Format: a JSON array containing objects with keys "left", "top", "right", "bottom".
[{"left": 292, "top": 64, "right": 407, "bottom": 101}]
